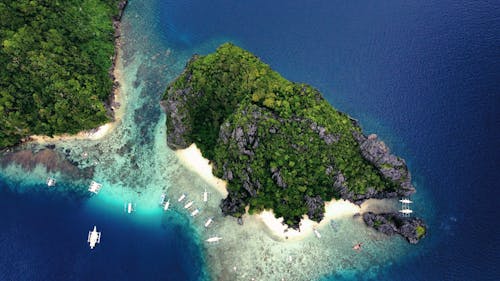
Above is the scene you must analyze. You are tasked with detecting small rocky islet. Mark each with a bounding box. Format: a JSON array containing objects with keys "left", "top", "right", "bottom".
[{"left": 163, "top": 43, "right": 427, "bottom": 243}]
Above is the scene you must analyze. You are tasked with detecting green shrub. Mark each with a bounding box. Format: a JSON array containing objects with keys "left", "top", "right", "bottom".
[{"left": 416, "top": 225, "right": 426, "bottom": 238}]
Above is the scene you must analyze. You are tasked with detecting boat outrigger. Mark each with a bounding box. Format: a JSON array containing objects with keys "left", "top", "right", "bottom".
[
  {"left": 178, "top": 193, "right": 186, "bottom": 202},
  {"left": 46, "top": 177, "right": 56, "bottom": 187},
  {"left": 206, "top": 236, "right": 222, "bottom": 243},
  {"left": 184, "top": 201, "right": 194, "bottom": 209},
  {"left": 204, "top": 217, "right": 213, "bottom": 228},
  {"left": 163, "top": 199, "right": 170, "bottom": 211},
  {"left": 88, "top": 181, "right": 102, "bottom": 194},
  {"left": 88, "top": 226, "right": 101, "bottom": 249},
  {"left": 191, "top": 209, "right": 200, "bottom": 217}
]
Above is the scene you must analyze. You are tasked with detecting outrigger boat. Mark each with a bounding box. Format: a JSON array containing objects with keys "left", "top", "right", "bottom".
[
  {"left": 203, "top": 188, "right": 208, "bottom": 202},
  {"left": 206, "top": 236, "right": 222, "bottom": 243},
  {"left": 204, "top": 217, "right": 213, "bottom": 228},
  {"left": 87, "top": 226, "right": 101, "bottom": 249},
  {"left": 88, "top": 181, "right": 102, "bottom": 194},
  {"left": 159, "top": 193, "right": 166, "bottom": 205},
  {"left": 184, "top": 201, "right": 194, "bottom": 209},
  {"left": 191, "top": 209, "right": 200, "bottom": 217},
  {"left": 313, "top": 227, "right": 321, "bottom": 239},
  {"left": 178, "top": 193, "right": 186, "bottom": 202},
  {"left": 46, "top": 177, "right": 56, "bottom": 187},
  {"left": 399, "top": 198, "right": 413, "bottom": 204},
  {"left": 163, "top": 199, "right": 170, "bottom": 211},
  {"left": 124, "top": 202, "right": 135, "bottom": 214},
  {"left": 398, "top": 209, "right": 413, "bottom": 215}
]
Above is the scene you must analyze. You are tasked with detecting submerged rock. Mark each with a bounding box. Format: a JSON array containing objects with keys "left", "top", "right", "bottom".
[{"left": 0, "top": 148, "right": 94, "bottom": 179}]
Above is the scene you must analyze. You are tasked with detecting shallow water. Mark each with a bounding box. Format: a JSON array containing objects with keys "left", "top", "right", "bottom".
[{"left": 1, "top": 0, "right": 498, "bottom": 280}]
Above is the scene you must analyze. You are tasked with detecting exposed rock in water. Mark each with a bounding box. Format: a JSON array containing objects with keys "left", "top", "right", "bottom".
[{"left": 363, "top": 212, "right": 427, "bottom": 244}]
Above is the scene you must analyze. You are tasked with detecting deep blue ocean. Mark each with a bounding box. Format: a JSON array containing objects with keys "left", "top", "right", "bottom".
[{"left": 1, "top": 0, "right": 499, "bottom": 280}]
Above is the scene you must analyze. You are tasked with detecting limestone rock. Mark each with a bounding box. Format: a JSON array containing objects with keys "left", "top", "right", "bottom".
[{"left": 363, "top": 212, "right": 427, "bottom": 244}]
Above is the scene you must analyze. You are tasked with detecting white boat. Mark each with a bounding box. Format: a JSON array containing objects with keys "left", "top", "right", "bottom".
[
  {"left": 184, "top": 201, "right": 194, "bottom": 209},
  {"left": 204, "top": 217, "right": 213, "bottom": 227},
  {"left": 313, "top": 228, "right": 321, "bottom": 239},
  {"left": 87, "top": 226, "right": 101, "bottom": 249},
  {"left": 399, "top": 198, "right": 413, "bottom": 204},
  {"left": 163, "top": 199, "right": 170, "bottom": 211},
  {"left": 399, "top": 209, "right": 413, "bottom": 214},
  {"left": 159, "top": 193, "right": 166, "bottom": 205},
  {"left": 178, "top": 193, "right": 186, "bottom": 202},
  {"left": 191, "top": 209, "right": 200, "bottom": 217},
  {"left": 46, "top": 177, "right": 56, "bottom": 187},
  {"left": 206, "top": 236, "right": 222, "bottom": 243},
  {"left": 203, "top": 189, "right": 208, "bottom": 202},
  {"left": 125, "top": 202, "right": 134, "bottom": 214},
  {"left": 88, "top": 181, "right": 102, "bottom": 194}
]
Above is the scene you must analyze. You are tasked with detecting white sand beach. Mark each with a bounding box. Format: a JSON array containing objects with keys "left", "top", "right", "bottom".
[
  {"left": 174, "top": 143, "right": 394, "bottom": 242},
  {"left": 256, "top": 198, "right": 362, "bottom": 241},
  {"left": 175, "top": 143, "right": 229, "bottom": 197}
]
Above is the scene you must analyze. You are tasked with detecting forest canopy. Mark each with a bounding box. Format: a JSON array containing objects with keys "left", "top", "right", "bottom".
[{"left": 0, "top": 0, "right": 122, "bottom": 147}]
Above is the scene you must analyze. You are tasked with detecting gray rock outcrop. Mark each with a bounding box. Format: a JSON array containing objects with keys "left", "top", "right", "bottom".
[
  {"left": 363, "top": 212, "right": 426, "bottom": 244},
  {"left": 352, "top": 131, "right": 416, "bottom": 200}
]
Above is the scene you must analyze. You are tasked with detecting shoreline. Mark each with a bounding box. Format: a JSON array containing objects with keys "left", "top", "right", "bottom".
[
  {"left": 254, "top": 199, "right": 361, "bottom": 241},
  {"left": 175, "top": 143, "right": 228, "bottom": 197},
  {"left": 25, "top": 1, "right": 128, "bottom": 145},
  {"left": 174, "top": 143, "right": 395, "bottom": 242}
]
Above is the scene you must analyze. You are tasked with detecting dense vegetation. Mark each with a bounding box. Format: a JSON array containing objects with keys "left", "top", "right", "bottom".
[
  {"left": 416, "top": 225, "right": 426, "bottom": 239},
  {"left": 165, "top": 43, "right": 401, "bottom": 227},
  {"left": 0, "top": 0, "right": 122, "bottom": 147}
]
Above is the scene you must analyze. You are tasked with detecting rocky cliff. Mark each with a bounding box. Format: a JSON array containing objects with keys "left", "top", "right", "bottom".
[{"left": 363, "top": 212, "right": 427, "bottom": 244}]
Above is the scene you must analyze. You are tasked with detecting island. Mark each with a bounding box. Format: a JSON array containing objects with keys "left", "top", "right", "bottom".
[
  {"left": 0, "top": 0, "right": 127, "bottom": 148},
  {"left": 162, "top": 43, "right": 426, "bottom": 243}
]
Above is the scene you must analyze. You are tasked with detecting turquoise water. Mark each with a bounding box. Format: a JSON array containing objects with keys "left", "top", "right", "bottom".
[
  {"left": 1, "top": 0, "right": 498, "bottom": 280},
  {"left": 0, "top": 1, "right": 210, "bottom": 280}
]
